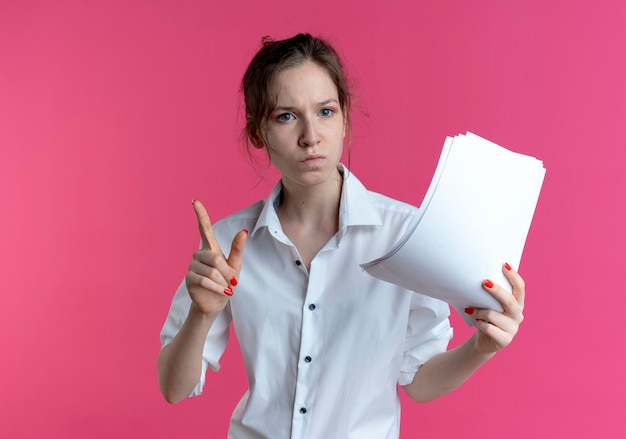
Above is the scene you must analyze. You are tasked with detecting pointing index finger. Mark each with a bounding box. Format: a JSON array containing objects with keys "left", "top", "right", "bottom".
[{"left": 192, "top": 199, "right": 221, "bottom": 253}]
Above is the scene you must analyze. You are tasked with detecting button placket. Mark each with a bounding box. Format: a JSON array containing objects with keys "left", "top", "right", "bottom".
[{"left": 291, "top": 253, "right": 328, "bottom": 437}]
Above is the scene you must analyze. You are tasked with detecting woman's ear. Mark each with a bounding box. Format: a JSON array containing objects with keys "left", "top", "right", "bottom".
[{"left": 249, "top": 127, "right": 265, "bottom": 149}]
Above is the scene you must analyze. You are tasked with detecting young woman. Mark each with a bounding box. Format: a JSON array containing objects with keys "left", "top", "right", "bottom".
[{"left": 158, "top": 33, "right": 525, "bottom": 438}]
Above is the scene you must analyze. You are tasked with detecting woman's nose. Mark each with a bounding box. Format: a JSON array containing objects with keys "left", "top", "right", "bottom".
[{"left": 298, "top": 118, "right": 320, "bottom": 147}]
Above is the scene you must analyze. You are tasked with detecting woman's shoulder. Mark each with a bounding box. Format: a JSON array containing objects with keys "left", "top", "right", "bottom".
[
  {"left": 343, "top": 169, "right": 419, "bottom": 225},
  {"left": 366, "top": 189, "right": 420, "bottom": 221}
]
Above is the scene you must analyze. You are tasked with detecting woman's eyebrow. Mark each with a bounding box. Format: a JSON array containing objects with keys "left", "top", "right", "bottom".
[{"left": 273, "top": 98, "right": 340, "bottom": 112}]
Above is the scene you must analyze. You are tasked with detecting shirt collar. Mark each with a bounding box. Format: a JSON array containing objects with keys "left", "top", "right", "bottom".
[{"left": 251, "top": 164, "right": 382, "bottom": 237}]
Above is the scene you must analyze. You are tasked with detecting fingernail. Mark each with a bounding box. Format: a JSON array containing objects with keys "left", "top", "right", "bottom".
[
  {"left": 504, "top": 262, "right": 512, "bottom": 271},
  {"left": 484, "top": 279, "right": 494, "bottom": 288},
  {"left": 224, "top": 287, "right": 233, "bottom": 296},
  {"left": 191, "top": 199, "right": 196, "bottom": 204},
  {"left": 464, "top": 307, "right": 474, "bottom": 315},
  {"left": 230, "top": 277, "right": 238, "bottom": 286},
  {"left": 243, "top": 229, "right": 249, "bottom": 235}
]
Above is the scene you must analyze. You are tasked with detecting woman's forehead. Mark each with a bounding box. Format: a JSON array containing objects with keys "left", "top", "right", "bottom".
[{"left": 271, "top": 61, "right": 339, "bottom": 105}]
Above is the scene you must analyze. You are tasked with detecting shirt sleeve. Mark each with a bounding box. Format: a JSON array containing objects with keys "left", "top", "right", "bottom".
[
  {"left": 398, "top": 293, "right": 453, "bottom": 386},
  {"left": 159, "top": 278, "right": 232, "bottom": 396}
]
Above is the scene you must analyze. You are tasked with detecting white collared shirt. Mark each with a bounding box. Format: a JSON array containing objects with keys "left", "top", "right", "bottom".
[{"left": 160, "top": 167, "right": 453, "bottom": 439}]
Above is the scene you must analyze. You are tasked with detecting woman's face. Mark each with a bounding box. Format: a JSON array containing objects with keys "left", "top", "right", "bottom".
[{"left": 260, "top": 60, "right": 346, "bottom": 191}]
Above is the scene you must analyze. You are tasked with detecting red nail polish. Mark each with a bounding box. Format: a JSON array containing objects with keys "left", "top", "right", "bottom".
[
  {"left": 230, "top": 277, "right": 238, "bottom": 286},
  {"left": 464, "top": 307, "right": 474, "bottom": 315},
  {"left": 484, "top": 279, "right": 494, "bottom": 288},
  {"left": 224, "top": 287, "right": 233, "bottom": 296},
  {"left": 504, "top": 262, "right": 512, "bottom": 271},
  {"left": 243, "top": 229, "right": 249, "bottom": 235}
]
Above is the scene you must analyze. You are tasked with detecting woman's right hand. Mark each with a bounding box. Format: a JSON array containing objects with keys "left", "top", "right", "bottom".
[{"left": 185, "top": 200, "right": 248, "bottom": 315}]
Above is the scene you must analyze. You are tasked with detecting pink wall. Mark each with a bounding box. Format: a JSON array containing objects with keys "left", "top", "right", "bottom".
[{"left": 1, "top": 0, "right": 624, "bottom": 437}]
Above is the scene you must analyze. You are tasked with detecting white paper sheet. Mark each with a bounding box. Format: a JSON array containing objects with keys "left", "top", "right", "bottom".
[{"left": 360, "top": 132, "right": 546, "bottom": 326}]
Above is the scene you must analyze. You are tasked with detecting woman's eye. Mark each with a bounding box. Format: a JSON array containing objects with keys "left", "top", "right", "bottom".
[
  {"left": 319, "top": 108, "right": 334, "bottom": 117},
  {"left": 277, "top": 113, "right": 293, "bottom": 122}
]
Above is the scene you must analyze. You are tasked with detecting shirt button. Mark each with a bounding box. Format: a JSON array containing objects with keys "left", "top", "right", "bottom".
[
  {"left": 304, "top": 356, "right": 312, "bottom": 363},
  {"left": 308, "top": 304, "right": 316, "bottom": 311},
  {"left": 295, "top": 260, "right": 302, "bottom": 266},
  {"left": 299, "top": 407, "right": 307, "bottom": 414}
]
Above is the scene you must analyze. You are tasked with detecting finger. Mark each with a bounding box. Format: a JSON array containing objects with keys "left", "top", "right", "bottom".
[
  {"left": 475, "top": 320, "right": 514, "bottom": 350},
  {"left": 192, "top": 200, "right": 222, "bottom": 253},
  {"left": 186, "top": 271, "right": 233, "bottom": 297},
  {"left": 189, "top": 258, "right": 229, "bottom": 287},
  {"left": 471, "top": 308, "right": 520, "bottom": 334},
  {"left": 227, "top": 229, "right": 249, "bottom": 278},
  {"left": 193, "top": 249, "right": 230, "bottom": 276},
  {"left": 502, "top": 263, "right": 526, "bottom": 310},
  {"left": 191, "top": 250, "right": 233, "bottom": 291},
  {"left": 482, "top": 278, "right": 523, "bottom": 319}
]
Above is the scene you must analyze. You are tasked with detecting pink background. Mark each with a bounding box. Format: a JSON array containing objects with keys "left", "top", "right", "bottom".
[{"left": 1, "top": 0, "right": 624, "bottom": 437}]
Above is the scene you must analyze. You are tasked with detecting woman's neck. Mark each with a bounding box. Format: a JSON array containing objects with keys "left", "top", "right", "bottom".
[
  {"left": 276, "top": 169, "right": 343, "bottom": 269},
  {"left": 278, "top": 175, "right": 342, "bottom": 226},
  {"left": 278, "top": 165, "right": 343, "bottom": 225}
]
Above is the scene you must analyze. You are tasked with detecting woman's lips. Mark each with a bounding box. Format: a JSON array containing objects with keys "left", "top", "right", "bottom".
[{"left": 300, "top": 156, "right": 325, "bottom": 167}]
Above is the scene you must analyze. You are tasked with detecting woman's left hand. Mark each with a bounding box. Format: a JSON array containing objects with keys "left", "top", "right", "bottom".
[{"left": 465, "top": 263, "right": 525, "bottom": 354}]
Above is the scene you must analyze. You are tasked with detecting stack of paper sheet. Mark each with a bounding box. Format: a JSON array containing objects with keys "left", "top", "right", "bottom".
[{"left": 360, "top": 132, "right": 546, "bottom": 325}]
